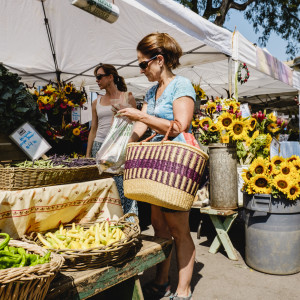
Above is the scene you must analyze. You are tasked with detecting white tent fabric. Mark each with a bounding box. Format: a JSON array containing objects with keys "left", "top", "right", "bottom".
[{"left": 0, "top": 0, "right": 299, "bottom": 101}]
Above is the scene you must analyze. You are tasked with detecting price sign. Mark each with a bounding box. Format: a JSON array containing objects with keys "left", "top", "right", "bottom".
[
  {"left": 270, "top": 138, "right": 280, "bottom": 159},
  {"left": 71, "top": 107, "right": 81, "bottom": 123},
  {"left": 240, "top": 103, "right": 251, "bottom": 118},
  {"left": 9, "top": 122, "right": 52, "bottom": 161}
]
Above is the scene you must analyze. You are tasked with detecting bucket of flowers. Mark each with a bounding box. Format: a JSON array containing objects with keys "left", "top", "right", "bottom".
[{"left": 242, "top": 155, "right": 300, "bottom": 275}]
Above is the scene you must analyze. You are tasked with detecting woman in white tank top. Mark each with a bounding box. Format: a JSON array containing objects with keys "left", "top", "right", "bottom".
[
  {"left": 86, "top": 64, "right": 136, "bottom": 158},
  {"left": 86, "top": 64, "right": 138, "bottom": 221}
]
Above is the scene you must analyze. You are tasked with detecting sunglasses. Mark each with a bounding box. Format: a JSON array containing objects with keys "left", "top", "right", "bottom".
[
  {"left": 96, "top": 74, "right": 109, "bottom": 80},
  {"left": 139, "top": 55, "right": 158, "bottom": 70}
]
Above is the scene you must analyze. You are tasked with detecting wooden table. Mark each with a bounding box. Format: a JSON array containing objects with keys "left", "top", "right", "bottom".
[
  {"left": 46, "top": 234, "right": 173, "bottom": 300},
  {"left": 200, "top": 206, "right": 238, "bottom": 261}
]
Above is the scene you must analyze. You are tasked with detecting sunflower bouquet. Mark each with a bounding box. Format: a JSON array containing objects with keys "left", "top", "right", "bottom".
[
  {"left": 192, "top": 97, "right": 250, "bottom": 145},
  {"left": 33, "top": 82, "right": 87, "bottom": 114},
  {"left": 242, "top": 155, "right": 300, "bottom": 201},
  {"left": 236, "top": 111, "right": 290, "bottom": 165}
]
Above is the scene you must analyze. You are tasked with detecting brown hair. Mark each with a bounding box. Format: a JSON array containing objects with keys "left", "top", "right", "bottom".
[
  {"left": 94, "top": 64, "right": 127, "bottom": 92},
  {"left": 136, "top": 32, "right": 182, "bottom": 69}
]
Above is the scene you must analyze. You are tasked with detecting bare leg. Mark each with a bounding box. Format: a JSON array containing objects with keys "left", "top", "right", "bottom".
[
  {"left": 151, "top": 205, "right": 172, "bottom": 285},
  {"left": 164, "top": 211, "right": 195, "bottom": 297}
]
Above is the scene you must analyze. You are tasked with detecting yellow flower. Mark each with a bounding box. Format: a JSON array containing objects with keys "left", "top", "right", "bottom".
[
  {"left": 227, "top": 101, "right": 239, "bottom": 113},
  {"left": 64, "top": 84, "right": 73, "bottom": 94},
  {"left": 247, "top": 118, "right": 257, "bottom": 131},
  {"left": 267, "top": 162, "right": 279, "bottom": 175},
  {"left": 220, "top": 134, "right": 230, "bottom": 143},
  {"left": 271, "top": 156, "right": 285, "bottom": 166},
  {"left": 192, "top": 83, "right": 206, "bottom": 99},
  {"left": 250, "top": 174, "right": 271, "bottom": 194},
  {"left": 199, "top": 117, "right": 212, "bottom": 128},
  {"left": 228, "top": 120, "right": 248, "bottom": 141},
  {"left": 286, "top": 183, "right": 300, "bottom": 201},
  {"left": 272, "top": 174, "right": 289, "bottom": 193},
  {"left": 268, "top": 112, "right": 277, "bottom": 122},
  {"left": 206, "top": 102, "right": 217, "bottom": 114},
  {"left": 242, "top": 168, "right": 253, "bottom": 184},
  {"left": 245, "top": 136, "right": 252, "bottom": 147},
  {"left": 218, "top": 112, "right": 233, "bottom": 129},
  {"left": 252, "top": 130, "right": 259, "bottom": 140},
  {"left": 209, "top": 124, "right": 219, "bottom": 132},
  {"left": 44, "top": 84, "right": 56, "bottom": 94},
  {"left": 287, "top": 155, "right": 300, "bottom": 163},
  {"left": 279, "top": 161, "right": 297, "bottom": 177},
  {"left": 41, "top": 96, "right": 50, "bottom": 104},
  {"left": 292, "top": 158, "right": 300, "bottom": 171},
  {"left": 73, "top": 128, "right": 81, "bottom": 136},
  {"left": 67, "top": 101, "right": 74, "bottom": 107},
  {"left": 267, "top": 123, "right": 280, "bottom": 133},
  {"left": 250, "top": 157, "right": 268, "bottom": 175},
  {"left": 192, "top": 119, "right": 200, "bottom": 128}
]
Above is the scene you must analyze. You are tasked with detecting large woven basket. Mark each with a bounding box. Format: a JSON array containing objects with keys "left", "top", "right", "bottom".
[
  {"left": 0, "top": 163, "right": 110, "bottom": 190},
  {"left": 124, "top": 122, "right": 209, "bottom": 211},
  {"left": 0, "top": 239, "right": 64, "bottom": 300},
  {"left": 22, "top": 213, "right": 140, "bottom": 271}
]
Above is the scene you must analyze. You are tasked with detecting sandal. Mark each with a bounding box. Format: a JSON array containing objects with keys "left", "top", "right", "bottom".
[
  {"left": 169, "top": 292, "right": 193, "bottom": 300},
  {"left": 142, "top": 279, "right": 171, "bottom": 300}
]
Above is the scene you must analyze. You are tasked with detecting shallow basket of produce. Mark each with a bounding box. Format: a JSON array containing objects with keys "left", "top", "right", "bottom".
[
  {"left": 0, "top": 235, "right": 64, "bottom": 300},
  {"left": 22, "top": 213, "right": 141, "bottom": 272},
  {"left": 0, "top": 156, "right": 110, "bottom": 190}
]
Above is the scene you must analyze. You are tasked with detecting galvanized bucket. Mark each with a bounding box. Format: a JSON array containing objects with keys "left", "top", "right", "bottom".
[
  {"left": 208, "top": 143, "right": 238, "bottom": 209},
  {"left": 244, "top": 193, "right": 300, "bottom": 275}
]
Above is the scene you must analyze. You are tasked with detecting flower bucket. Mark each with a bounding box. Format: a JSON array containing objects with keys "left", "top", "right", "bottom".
[
  {"left": 209, "top": 143, "right": 238, "bottom": 209},
  {"left": 243, "top": 193, "right": 300, "bottom": 275}
]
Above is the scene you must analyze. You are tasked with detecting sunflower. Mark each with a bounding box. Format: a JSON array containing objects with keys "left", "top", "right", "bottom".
[
  {"left": 64, "top": 84, "right": 73, "bottom": 94},
  {"left": 271, "top": 156, "right": 285, "bottom": 166},
  {"left": 192, "top": 119, "right": 200, "bottom": 128},
  {"left": 206, "top": 102, "right": 217, "bottom": 114},
  {"left": 250, "top": 157, "right": 268, "bottom": 175},
  {"left": 199, "top": 117, "right": 212, "bottom": 128},
  {"left": 268, "top": 112, "right": 277, "bottom": 122},
  {"left": 266, "top": 134, "right": 272, "bottom": 148},
  {"left": 245, "top": 136, "right": 252, "bottom": 147},
  {"left": 209, "top": 123, "right": 219, "bottom": 132},
  {"left": 272, "top": 174, "right": 289, "bottom": 193},
  {"left": 279, "top": 161, "right": 297, "bottom": 177},
  {"left": 244, "top": 184, "right": 255, "bottom": 194},
  {"left": 286, "top": 183, "right": 300, "bottom": 201},
  {"left": 218, "top": 112, "right": 233, "bottom": 129},
  {"left": 267, "top": 123, "right": 280, "bottom": 133},
  {"left": 287, "top": 155, "right": 300, "bottom": 163},
  {"left": 242, "top": 169, "right": 253, "bottom": 184},
  {"left": 228, "top": 120, "right": 248, "bottom": 141},
  {"left": 44, "top": 84, "right": 56, "bottom": 94},
  {"left": 227, "top": 101, "right": 239, "bottom": 113},
  {"left": 73, "top": 128, "right": 81, "bottom": 136},
  {"left": 292, "top": 158, "right": 300, "bottom": 171},
  {"left": 67, "top": 101, "right": 74, "bottom": 107},
  {"left": 247, "top": 117, "right": 257, "bottom": 131},
  {"left": 220, "top": 134, "right": 230, "bottom": 143},
  {"left": 250, "top": 174, "right": 271, "bottom": 194}
]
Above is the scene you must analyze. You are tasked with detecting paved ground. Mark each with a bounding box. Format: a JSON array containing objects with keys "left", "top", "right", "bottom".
[{"left": 138, "top": 205, "right": 300, "bottom": 300}]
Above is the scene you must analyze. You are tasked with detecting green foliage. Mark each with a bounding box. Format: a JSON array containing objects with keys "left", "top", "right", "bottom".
[
  {"left": 0, "top": 64, "right": 47, "bottom": 135},
  {"left": 176, "top": 0, "right": 299, "bottom": 59}
]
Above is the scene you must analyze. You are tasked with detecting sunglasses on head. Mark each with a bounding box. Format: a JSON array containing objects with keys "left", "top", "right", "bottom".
[
  {"left": 96, "top": 74, "right": 109, "bottom": 80},
  {"left": 139, "top": 55, "right": 158, "bottom": 70}
]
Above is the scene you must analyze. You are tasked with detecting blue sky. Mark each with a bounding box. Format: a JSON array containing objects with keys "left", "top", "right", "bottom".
[{"left": 223, "top": 9, "right": 297, "bottom": 62}]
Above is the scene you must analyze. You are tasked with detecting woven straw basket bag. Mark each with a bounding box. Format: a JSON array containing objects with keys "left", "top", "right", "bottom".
[{"left": 124, "top": 121, "right": 208, "bottom": 211}]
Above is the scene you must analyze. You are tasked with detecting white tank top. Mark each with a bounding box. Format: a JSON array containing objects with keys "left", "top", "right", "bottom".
[{"left": 94, "top": 97, "right": 114, "bottom": 143}]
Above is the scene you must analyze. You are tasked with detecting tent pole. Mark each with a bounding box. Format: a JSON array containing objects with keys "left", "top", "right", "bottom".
[{"left": 228, "top": 57, "right": 232, "bottom": 98}]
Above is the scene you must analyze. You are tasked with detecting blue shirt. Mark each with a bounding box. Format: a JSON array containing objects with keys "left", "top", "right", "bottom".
[{"left": 144, "top": 75, "right": 196, "bottom": 142}]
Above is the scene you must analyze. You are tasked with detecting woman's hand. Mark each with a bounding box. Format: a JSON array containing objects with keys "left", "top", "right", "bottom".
[{"left": 117, "top": 107, "right": 144, "bottom": 122}]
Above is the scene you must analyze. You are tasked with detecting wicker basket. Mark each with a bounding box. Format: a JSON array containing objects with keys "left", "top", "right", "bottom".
[
  {"left": 22, "top": 213, "right": 141, "bottom": 271},
  {"left": 123, "top": 121, "right": 209, "bottom": 211},
  {"left": 0, "top": 163, "right": 110, "bottom": 190},
  {"left": 0, "top": 239, "right": 64, "bottom": 300}
]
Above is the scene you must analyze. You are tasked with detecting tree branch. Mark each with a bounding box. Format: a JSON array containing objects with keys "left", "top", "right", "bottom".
[
  {"left": 230, "top": 0, "right": 256, "bottom": 11},
  {"left": 203, "top": 0, "right": 219, "bottom": 19}
]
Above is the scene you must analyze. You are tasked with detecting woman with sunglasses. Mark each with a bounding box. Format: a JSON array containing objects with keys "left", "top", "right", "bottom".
[
  {"left": 86, "top": 63, "right": 138, "bottom": 220},
  {"left": 118, "top": 33, "right": 196, "bottom": 300}
]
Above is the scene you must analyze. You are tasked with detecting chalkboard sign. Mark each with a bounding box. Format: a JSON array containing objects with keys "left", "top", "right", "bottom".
[{"left": 9, "top": 122, "right": 52, "bottom": 161}]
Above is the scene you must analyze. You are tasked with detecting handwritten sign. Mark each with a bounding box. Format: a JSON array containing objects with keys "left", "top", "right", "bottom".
[
  {"left": 9, "top": 122, "right": 52, "bottom": 160},
  {"left": 71, "top": 107, "right": 81, "bottom": 123},
  {"left": 270, "top": 138, "right": 280, "bottom": 159},
  {"left": 240, "top": 103, "right": 251, "bottom": 118}
]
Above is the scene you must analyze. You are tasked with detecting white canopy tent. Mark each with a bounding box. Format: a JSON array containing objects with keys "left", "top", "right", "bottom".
[{"left": 1, "top": 0, "right": 299, "bottom": 101}]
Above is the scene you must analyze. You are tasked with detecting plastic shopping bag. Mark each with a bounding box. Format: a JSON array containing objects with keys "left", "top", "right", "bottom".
[{"left": 96, "top": 115, "right": 134, "bottom": 174}]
